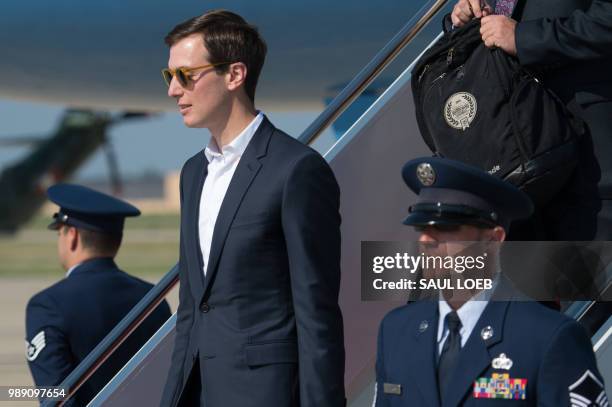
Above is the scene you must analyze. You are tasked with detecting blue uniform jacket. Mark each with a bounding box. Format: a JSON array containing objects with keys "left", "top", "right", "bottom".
[
  {"left": 25, "top": 257, "right": 171, "bottom": 405},
  {"left": 375, "top": 299, "right": 607, "bottom": 406}
]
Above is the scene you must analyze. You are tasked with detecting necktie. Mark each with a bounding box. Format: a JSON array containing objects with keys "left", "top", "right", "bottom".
[
  {"left": 495, "top": 0, "right": 516, "bottom": 17},
  {"left": 438, "top": 311, "right": 463, "bottom": 400}
]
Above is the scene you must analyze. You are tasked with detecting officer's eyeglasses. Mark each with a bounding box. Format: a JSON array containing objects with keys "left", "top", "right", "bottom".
[{"left": 162, "top": 62, "right": 232, "bottom": 88}]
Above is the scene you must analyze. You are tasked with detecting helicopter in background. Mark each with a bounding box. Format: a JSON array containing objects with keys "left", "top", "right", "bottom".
[{"left": 0, "top": 110, "right": 149, "bottom": 233}]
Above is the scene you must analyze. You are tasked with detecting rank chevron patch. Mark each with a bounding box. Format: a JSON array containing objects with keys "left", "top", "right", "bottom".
[
  {"left": 25, "top": 330, "right": 46, "bottom": 362},
  {"left": 569, "top": 369, "right": 609, "bottom": 407}
]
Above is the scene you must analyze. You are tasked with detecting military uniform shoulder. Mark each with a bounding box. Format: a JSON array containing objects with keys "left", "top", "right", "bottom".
[
  {"left": 26, "top": 280, "right": 71, "bottom": 309},
  {"left": 121, "top": 271, "right": 155, "bottom": 290},
  {"left": 509, "top": 300, "right": 572, "bottom": 321},
  {"left": 507, "top": 301, "right": 577, "bottom": 335}
]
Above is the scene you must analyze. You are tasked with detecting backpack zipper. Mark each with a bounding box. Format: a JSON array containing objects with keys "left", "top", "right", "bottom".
[
  {"left": 431, "top": 72, "right": 447, "bottom": 84},
  {"left": 422, "top": 72, "right": 447, "bottom": 103},
  {"left": 418, "top": 64, "right": 430, "bottom": 83}
]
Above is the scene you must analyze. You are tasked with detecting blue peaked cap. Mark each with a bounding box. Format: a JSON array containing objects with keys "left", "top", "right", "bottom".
[
  {"left": 47, "top": 184, "right": 140, "bottom": 234},
  {"left": 401, "top": 157, "right": 533, "bottom": 230}
]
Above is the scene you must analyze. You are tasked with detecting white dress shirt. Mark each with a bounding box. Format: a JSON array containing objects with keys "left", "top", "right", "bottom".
[{"left": 198, "top": 112, "right": 264, "bottom": 276}]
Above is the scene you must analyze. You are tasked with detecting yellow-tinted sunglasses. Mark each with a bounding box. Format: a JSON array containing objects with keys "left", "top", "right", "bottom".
[{"left": 161, "top": 62, "right": 231, "bottom": 87}]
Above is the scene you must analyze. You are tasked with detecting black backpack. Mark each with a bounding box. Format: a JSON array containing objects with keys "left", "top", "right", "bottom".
[{"left": 411, "top": 18, "right": 583, "bottom": 206}]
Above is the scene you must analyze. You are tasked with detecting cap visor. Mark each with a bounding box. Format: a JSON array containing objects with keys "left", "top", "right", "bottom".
[
  {"left": 47, "top": 220, "right": 62, "bottom": 230},
  {"left": 403, "top": 211, "right": 491, "bottom": 228}
]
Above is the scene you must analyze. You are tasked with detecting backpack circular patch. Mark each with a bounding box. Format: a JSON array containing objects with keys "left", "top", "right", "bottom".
[{"left": 444, "top": 92, "right": 477, "bottom": 130}]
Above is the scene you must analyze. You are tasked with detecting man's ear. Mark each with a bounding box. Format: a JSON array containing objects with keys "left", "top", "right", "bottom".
[
  {"left": 69, "top": 227, "right": 79, "bottom": 252},
  {"left": 226, "top": 62, "right": 248, "bottom": 92},
  {"left": 491, "top": 226, "right": 506, "bottom": 243}
]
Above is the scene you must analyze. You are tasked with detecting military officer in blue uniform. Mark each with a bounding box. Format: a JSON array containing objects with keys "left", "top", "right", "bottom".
[
  {"left": 25, "top": 184, "right": 171, "bottom": 406},
  {"left": 374, "top": 157, "right": 608, "bottom": 406}
]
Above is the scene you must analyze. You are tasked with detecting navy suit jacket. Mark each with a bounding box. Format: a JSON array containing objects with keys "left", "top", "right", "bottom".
[
  {"left": 375, "top": 298, "right": 607, "bottom": 406},
  {"left": 161, "top": 117, "right": 345, "bottom": 407},
  {"left": 25, "top": 257, "right": 171, "bottom": 406},
  {"left": 511, "top": 0, "right": 612, "bottom": 100},
  {"left": 442, "top": 0, "right": 612, "bottom": 103},
  {"left": 504, "top": 0, "right": 612, "bottom": 198}
]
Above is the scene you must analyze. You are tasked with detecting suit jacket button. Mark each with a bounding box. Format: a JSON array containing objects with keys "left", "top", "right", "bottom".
[{"left": 200, "top": 302, "right": 210, "bottom": 313}]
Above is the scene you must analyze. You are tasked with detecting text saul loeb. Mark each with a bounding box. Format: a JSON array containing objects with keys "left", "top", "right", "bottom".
[
  {"left": 373, "top": 277, "right": 494, "bottom": 290},
  {"left": 370, "top": 252, "right": 493, "bottom": 291}
]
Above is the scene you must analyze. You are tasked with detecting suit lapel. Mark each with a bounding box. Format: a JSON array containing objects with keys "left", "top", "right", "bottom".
[
  {"left": 200, "top": 118, "right": 274, "bottom": 297},
  {"left": 407, "top": 302, "right": 441, "bottom": 407},
  {"left": 442, "top": 300, "right": 509, "bottom": 407},
  {"left": 186, "top": 152, "right": 207, "bottom": 297}
]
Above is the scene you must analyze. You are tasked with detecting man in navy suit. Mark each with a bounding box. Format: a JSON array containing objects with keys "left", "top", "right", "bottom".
[
  {"left": 25, "top": 184, "right": 171, "bottom": 406},
  {"left": 374, "top": 157, "right": 608, "bottom": 406},
  {"left": 160, "top": 10, "right": 345, "bottom": 407},
  {"left": 449, "top": 0, "right": 612, "bottom": 241}
]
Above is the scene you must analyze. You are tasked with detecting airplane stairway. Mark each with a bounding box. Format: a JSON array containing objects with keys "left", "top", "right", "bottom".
[{"left": 41, "top": 0, "right": 611, "bottom": 405}]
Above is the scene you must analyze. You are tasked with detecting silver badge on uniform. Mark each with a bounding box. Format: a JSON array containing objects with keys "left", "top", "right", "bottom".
[
  {"left": 25, "top": 330, "right": 46, "bottom": 362},
  {"left": 491, "top": 353, "right": 513, "bottom": 370},
  {"left": 418, "top": 320, "right": 429, "bottom": 333},
  {"left": 416, "top": 163, "right": 436, "bottom": 186},
  {"left": 481, "top": 326, "right": 494, "bottom": 340},
  {"left": 444, "top": 92, "right": 477, "bottom": 131}
]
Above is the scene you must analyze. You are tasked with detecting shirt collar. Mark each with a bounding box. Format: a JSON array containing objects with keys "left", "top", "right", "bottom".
[
  {"left": 438, "top": 296, "right": 488, "bottom": 343},
  {"left": 204, "top": 111, "right": 264, "bottom": 163},
  {"left": 437, "top": 273, "right": 500, "bottom": 343},
  {"left": 65, "top": 263, "right": 82, "bottom": 278},
  {"left": 64, "top": 257, "right": 118, "bottom": 277}
]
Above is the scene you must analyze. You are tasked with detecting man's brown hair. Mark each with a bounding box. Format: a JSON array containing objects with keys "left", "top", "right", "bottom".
[
  {"left": 165, "top": 10, "right": 267, "bottom": 103},
  {"left": 62, "top": 226, "right": 122, "bottom": 256}
]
